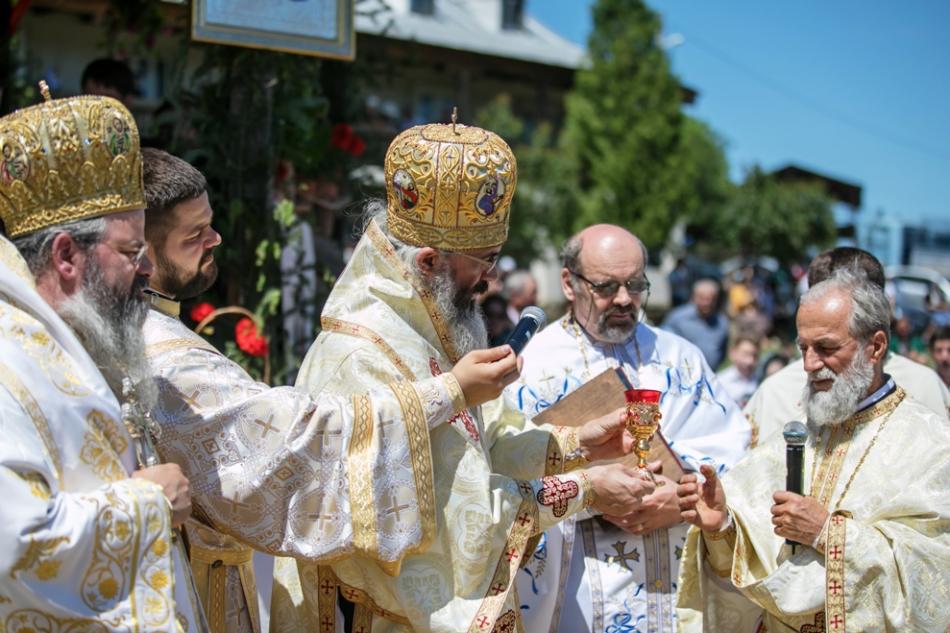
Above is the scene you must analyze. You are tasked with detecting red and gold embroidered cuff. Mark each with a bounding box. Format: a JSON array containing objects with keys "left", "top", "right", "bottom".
[{"left": 440, "top": 373, "right": 467, "bottom": 415}]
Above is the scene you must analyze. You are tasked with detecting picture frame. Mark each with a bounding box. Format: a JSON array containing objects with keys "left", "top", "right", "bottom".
[{"left": 192, "top": 0, "right": 355, "bottom": 60}]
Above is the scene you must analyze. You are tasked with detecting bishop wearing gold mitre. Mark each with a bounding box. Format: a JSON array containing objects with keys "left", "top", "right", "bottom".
[
  {"left": 138, "top": 146, "right": 529, "bottom": 633},
  {"left": 0, "top": 87, "right": 203, "bottom": 630},
  {"left": 276, "top": 119, "right": 656, "bottom": 632}
]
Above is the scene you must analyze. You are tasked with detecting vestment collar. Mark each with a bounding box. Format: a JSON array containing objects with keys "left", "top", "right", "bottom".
[
  {"left": 145, "top": 288, "right": 180, "bottom": 319},
  {"left": 320, "top": 219, "right": 460, "bottom": 365}
]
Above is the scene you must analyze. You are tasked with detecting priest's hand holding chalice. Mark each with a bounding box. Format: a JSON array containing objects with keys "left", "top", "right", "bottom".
[{"left": 624, "top": 388, "right": 663, "bottom": 485}]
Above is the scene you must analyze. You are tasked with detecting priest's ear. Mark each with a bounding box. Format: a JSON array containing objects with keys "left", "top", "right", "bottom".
[
  {"left": 866, "top": 329, "right": 888, "bottom": 364},
  {"left": 48, "top": 232, "right": 86, "bottom": 285},
  {"left": 561, "top": 268, "right": 577, "bottom": 302},
  {"left": 414, "top": 247, "right": 441, "bottom": 279}
]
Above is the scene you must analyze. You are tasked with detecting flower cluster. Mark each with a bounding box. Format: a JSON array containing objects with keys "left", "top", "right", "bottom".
[
  {"left": 330, "top": 123, "right": 366, "bottom": 158},
  {"left": 190, "top": 302, "right": 215, "bottom": 324},
  {"left": 235, "top": 317, "right": 269, "bottom": 357}
]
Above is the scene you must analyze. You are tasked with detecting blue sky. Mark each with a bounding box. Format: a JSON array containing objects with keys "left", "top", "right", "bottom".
[{"left": 529, "top": 0, "right": 950, "bottom": 225}]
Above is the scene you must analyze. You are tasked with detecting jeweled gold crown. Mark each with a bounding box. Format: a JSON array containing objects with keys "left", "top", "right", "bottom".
[
  {"left": 0, "top": 86, "right": 145, "bottom": 237},
  {"left": 384, "top": 120, "right": 517, "bottom": 252}
]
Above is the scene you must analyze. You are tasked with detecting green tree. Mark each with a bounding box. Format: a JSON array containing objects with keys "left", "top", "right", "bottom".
[
  {"left": 562, "top": 0, "right": 686, "bottom": 251},
  {"left": 688, "top": 166, "right": 836, "bottom": 265},
  {"left": 673, "top": 116, "right": 734, "bottom": 238}
]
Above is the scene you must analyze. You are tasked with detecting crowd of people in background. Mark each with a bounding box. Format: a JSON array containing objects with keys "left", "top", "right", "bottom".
[{"left": 476, "top": 254, "right": 950, "bottom": 400}]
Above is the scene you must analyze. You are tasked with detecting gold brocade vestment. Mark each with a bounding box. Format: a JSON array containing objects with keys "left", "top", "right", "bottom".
[
  {"left": 144, "top": 298, "right": 467, "bottom": 633},
  {"left": 677, "top": 387, "right": 950, "bottom": 632},
  {"left": 0, "top": 237, "right": 197, "bottom": 631},
  {"left": 281, "top": 220, "right": 593, "bottom": 633}
]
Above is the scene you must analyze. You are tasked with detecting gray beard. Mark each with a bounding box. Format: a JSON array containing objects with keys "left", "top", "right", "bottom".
[
  {"left": 57, "top": 261, "right": 157, "bottom": 411},
  {"left": 426, "top": 266, "right": 488, "bottom": 357},
  {"left": 802, "top": 350, "right": 875, "bottom": 427},
  {"left": 597, "top": 314, "right": 638, "bottom": 344}
]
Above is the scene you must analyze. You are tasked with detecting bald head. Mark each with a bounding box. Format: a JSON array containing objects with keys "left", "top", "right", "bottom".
[
  {"left": 560, "top": 224, "right": 649, "bottom": 344},
  {"left": 562, "top": 224, "right": 647, "bottom": 275}
]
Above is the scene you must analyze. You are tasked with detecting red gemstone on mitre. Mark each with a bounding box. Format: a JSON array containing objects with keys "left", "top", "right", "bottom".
[{"left": 625, "top": 388, "right": 662, "bottom": 404}]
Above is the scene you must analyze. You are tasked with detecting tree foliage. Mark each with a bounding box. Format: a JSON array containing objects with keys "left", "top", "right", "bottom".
[
  {"left": 474, "top": 96, "right": 578, "bottom": 263},
  {"left": 562, "top": 0, "right": 686, "bottom": 252},
  {"left": 688, "top": 166, "right": 836, "bottom": 265}
]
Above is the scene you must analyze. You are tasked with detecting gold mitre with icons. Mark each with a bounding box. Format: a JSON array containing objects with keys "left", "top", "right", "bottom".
[
  {"left": 0, "top": 81, "right": 145, "bottom": 238},
  {"left": 384, "top": 115, "right": 517, "bottom": 252}
]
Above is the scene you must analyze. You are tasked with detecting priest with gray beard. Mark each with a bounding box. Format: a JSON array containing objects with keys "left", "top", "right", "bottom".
[
  {"left": 0, "top": 90, "right": 197, "bottom": 630},
  {"left": 676, "top": 268, "right": 950, "bottom": 632}
]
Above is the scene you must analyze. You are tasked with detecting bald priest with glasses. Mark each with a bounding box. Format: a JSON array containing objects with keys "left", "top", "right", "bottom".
[{"left": 506, "top": 224, "right": 752, "bottom": 633}]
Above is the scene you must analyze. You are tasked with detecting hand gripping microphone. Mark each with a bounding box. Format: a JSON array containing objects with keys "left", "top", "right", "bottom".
[
  {"left": 782, "top": 421, "right": 808, "bottom": 548},
  {"left": 505, "top": 306, "right": 547, "bottom": 355}
]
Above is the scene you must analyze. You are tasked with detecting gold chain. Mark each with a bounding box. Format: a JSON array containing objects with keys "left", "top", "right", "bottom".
[
  {"left": 833, "top": 408, "right": 895, "bottom": 509},
  {"left": 808, "top": 401, "right": 898, "bottom": 511}
]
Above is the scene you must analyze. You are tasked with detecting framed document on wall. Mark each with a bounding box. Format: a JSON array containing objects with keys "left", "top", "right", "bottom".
[{"left": 192, "top": 0, "right": 355, "bottom": 60}]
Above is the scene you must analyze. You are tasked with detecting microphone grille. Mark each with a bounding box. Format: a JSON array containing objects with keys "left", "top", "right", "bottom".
[
  {"left": 519, "top": 306, "right": 547, "bottom": 328},
  {"left": 782, "top": 421, "right": 808, "bottom": 446}
]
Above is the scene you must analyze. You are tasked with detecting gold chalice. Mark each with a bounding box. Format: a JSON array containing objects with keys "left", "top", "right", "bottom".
[{"left": 625, "top": 388, "right": 663, "bottom": 483}]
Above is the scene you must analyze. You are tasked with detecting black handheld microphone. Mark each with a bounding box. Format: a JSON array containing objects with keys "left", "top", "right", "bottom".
[
  {"left": 505, "top": 306, "right": 547, "bottom": 355},
  {"left": 782, "top": 421, "right": 808, "bottom": 548}
]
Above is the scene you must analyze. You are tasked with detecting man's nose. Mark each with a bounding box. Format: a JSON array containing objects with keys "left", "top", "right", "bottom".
[
  {"left": 613, "top": 285, "right": 634, "bottom": 306},
  {"left": 137, "top": 253, "right": 154, "bottom": 278},
  {"left": 802, "top": 348, "right": 823, "bottom": 373},
  {"left": 207, "top": 227, "right": 222, "bottom": 248}
]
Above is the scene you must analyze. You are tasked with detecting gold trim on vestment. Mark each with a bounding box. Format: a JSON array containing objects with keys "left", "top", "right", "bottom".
[
  {"left": 824, "top": 512, "right": 848, "bottom": 632},
  {"left": 465, "top": 484, "right": 539, "bottom": 633},
  {"left": 364, "top": 220, "right": 460, "bottom": 363},
  {"left": 387, "top": 381, "right": 437, "bottom": 571},
  {"left": 442, "top": 372, "right": 468, "bottom": 415},
  {"left": 316, "top": 566, "right": 339, "bottom": 633},
  {"left": 336, "top": 576, "right": 411, "bottom": 626},
  {"left": 810, "top": 388, "right": 905, "bottom": 508},
  {"left": 545, "top": 426, "right": 583, "bottom": 475},
  {"left": 145, "top": 337, "right": 221, "bottom": 359},
  {"left": 809, "top": 423, "right": 853, "bottom": 509},
  {"left": 320, "top": 316, "right": 415, "bottom": 380},
  {"left": 190, "top": 543, "right": 257, "bottom": 633},
  {"left": 0, "top": 361, "right": 62, "bottom": 486},
  {"left": 348, "top": 393, "right": 379, "bottom": 560},
  {"left": 353, "top": 605, "right": 374, "bottom": 632}
]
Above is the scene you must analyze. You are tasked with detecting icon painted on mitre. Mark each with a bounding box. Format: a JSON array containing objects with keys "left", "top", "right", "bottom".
[
  {"left": 392, "top": 169, "right": 419, "bottom": 210},
  {"left": 475, "top": 175, "right": 505, "bottom": 216},
  {"left": 1, "top": 142, "right": 30, "bottom": 185},
  {"left": 106, "top": 115, "right": 131, "bottom": 157}
]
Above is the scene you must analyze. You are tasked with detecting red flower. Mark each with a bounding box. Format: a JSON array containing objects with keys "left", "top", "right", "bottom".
[
  {"left": 347, "top": 135, "right": 366, "bottom": 157},
  {"left": 190, "top": 302, "right": 215, "bottom": 323},
  {"left": 330, "top": 124, "right": 354, "bottom": 151},
  {"left": 235, "top": 317, "right": 269, "bottom": 357}
]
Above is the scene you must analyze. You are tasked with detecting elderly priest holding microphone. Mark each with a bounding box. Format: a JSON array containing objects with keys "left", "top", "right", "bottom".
[{"left": 676, "top": 268, "right": 950, "bottom": 632}]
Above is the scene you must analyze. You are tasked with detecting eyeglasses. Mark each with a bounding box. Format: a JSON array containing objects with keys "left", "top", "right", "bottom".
[
  {"left": 441, "top": 250, "right": 500, "bottom": 273},
  {"left": 569, "top": 270, "right": 650, "bottom": 298},
  {"left": 103, "top": 241, "right": 150, "bottom": 268}
]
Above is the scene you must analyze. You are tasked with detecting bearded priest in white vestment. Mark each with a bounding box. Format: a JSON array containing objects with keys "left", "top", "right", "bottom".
[
  {"left": 745, "top": 247, "right": 949, "bottom": 447},
  {"left": 677, "top": 269, "right": 950, "bottom": 632},
  {"left": 0, "top": 91, "right": 203, "bottom": 630},
  {"left": 138, "top": 148, "right": 526, "bottom": 633},
  {"left": 508, "top": 225, "right": 752, "bottom": 633},
  {"left": 286, "top": 122, "right": 657, "bottom": 633}
]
